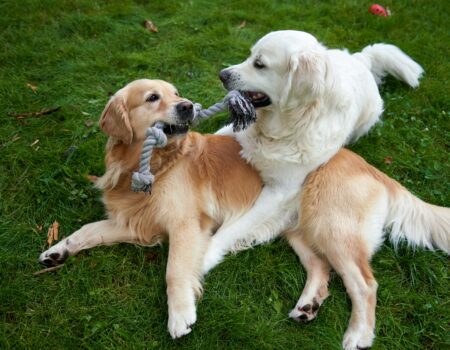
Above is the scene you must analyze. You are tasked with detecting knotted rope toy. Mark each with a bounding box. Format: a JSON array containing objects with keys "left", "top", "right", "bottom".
[{"left": 131, "top": 90, "right": 255, "bottom": 193}]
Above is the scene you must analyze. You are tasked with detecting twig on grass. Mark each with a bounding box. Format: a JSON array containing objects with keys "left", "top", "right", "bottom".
[
  {"left": 9, "top": 106, "right": 61, "bottom": 119},
  {"left": 33, "top": 264, "right": 65, "bottom": 276}
]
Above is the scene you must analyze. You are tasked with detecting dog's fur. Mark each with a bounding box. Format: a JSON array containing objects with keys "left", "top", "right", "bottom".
[
  {"left": 37, "top": 77, "right": 449, "bottom": 348},
  {"left": 202, "top": 31, "right": 448, "bottom": 349},
  {"left": 39, "top": 79, "right": 262, "bottom": 339},
  {"left": 287, "top": 149, "right": 449, "bottom": 350}
]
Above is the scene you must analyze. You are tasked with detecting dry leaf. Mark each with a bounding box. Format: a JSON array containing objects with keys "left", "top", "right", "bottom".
[
  {"left": 27, "top": 83, "right": 38, "bottom": 92},
  {"left": 47, "top": 225, "right": 54, "bottom": 247},
  {"left": 36, "top": 224, "right": 43, "bottom": 232},
  {"left": 11, "top": 135, "right": 20, "bottom": 142},
  {"left": 46, "top": 221, "right": 60, "bottom": 247},
  {"left": 30, "top": 139, "right": 40, "bottom": 147},
  {"left": 384, "top": 156, "right": 393, "bottom": 165},
  {"left": 238, "top": 20, "right": 247, "bottom": 29},
  {"left": 144, "top": 20, "right": 158, "bottom": 33},
  {"left": 52, "top": 221, "right": 59, "bottom": 241}
]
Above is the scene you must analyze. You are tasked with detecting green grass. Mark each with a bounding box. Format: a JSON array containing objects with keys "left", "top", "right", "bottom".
[{"left": 0, "top": 0, "right": 449, "bottom": 349}]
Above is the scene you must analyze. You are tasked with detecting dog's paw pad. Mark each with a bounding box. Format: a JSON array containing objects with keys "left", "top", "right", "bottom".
[
  {"left": 289, "top": 298, "right": 321, "bottom": 322},
  {"left": 39, "top": 249, "right": 69, "bottom": 267}
]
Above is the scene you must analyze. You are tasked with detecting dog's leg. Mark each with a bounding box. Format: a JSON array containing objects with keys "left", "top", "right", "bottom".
[
  {"left": 39, "top": 220, "right": 136, "bottom": 267},
  {"left": 327, "top": 249, "right": 377, "bottom": 350},
  {"left": 285, "top": 232, "right": 330, "bottom": 322},
  {"left": 166, "top": 220, "right": 208, "bottom": 339},
  {"left": 202, "top": 185, "right": 295, "bottom": 274}
]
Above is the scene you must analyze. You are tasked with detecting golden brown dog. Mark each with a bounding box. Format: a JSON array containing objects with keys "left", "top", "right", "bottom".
[
  {"left": 39, "top": 79, "right": 449, "bottom": 348},
  {"left": 39, "top": 79, "right": 262, "bottom": 338}
]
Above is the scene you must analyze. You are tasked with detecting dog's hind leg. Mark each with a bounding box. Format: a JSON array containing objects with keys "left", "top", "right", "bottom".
[
  {"left": 326, "top": 244, "right": 378, "bottom": 350},
  {"left": 285, "top": 231, "right": 330, "bottom": 322},
  {"left": 38, "top": 220, "right": 137, "bottom": 267},
  {"left": 166, "top": 219, "right": 209, "bottom": 339}
]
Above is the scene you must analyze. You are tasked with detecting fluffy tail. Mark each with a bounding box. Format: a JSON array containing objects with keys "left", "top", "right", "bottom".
[
  {"left": 386, "top": 184, "right": 450, "bottom": 254},
  {"left": 355, "top": 43, "right": 424, "bottom": 88}
]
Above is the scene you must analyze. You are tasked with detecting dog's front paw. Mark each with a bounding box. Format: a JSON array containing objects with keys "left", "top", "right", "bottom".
[
  {"left": 39, "top": 242, "right": 70, "bottom": 267},
  {"left": 168, "top": 305, "right": 197, "bottom": 339},
  {"left": 289, "top": 297, "right": 321, "bottom": 322},
  {"left": 342, "top": 326, "right": 374, "bottom": 350}
]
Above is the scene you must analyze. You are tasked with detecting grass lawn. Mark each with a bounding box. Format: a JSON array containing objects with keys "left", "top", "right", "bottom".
[{"left": 0, "top": 0, "right": 449, "bottom": 349}]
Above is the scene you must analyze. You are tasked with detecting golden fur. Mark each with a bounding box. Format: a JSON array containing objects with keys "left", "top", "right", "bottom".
[
  {"left": 39, "top": 79, "right": 449, "bottom": 346},
  {"left": 39, "top": 79, "right": 261, "bottom": 338}
]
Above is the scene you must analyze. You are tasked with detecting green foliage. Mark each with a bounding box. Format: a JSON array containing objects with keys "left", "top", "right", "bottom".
[{"left": 0, "top": 1, "right": 448, "bottom": 349}]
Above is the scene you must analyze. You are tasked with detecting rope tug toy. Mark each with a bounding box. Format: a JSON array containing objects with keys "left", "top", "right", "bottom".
[{"left": 131, "top": 90, "right": 255, "bottom": 193}]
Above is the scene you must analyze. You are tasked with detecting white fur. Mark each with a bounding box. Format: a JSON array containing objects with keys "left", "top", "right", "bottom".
[{"left": 203, "top": 30, "right": 423, "bottom": 275}]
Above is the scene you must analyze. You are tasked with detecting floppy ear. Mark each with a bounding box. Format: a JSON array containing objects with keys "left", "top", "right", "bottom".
[
  {"left": 287, "top": 48, "right": 328, "bottom": 98},
  {"left": 99, "top": 96, "right": 133, "bottom": 144}
]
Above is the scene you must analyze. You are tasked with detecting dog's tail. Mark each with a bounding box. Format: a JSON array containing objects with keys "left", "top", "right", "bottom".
[
  {"left": 355, "top": 44, "right": 424, "bottom": 88},
  {"left": 384, "top": 180, "right": 450, "bottom": 254}
]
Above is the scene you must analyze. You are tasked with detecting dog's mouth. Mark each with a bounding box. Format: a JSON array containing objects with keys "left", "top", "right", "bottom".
[
  {"left": 242, "top": 91, "right": 271, "bottom": 108},
  {"left": 157, "top": 122, "right": 190, "bottom": 136}
]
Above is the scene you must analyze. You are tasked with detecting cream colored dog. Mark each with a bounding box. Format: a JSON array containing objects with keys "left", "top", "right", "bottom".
[{"left": 204, "top": 31, "right": 448, "bottom": 349}]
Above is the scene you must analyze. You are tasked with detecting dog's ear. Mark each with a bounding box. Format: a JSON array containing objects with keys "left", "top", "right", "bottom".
[
  {"left": 287, "top": 47, "right": 328, "bottom": 97},
  {"left": 99, "top": 96, "right": 133, "bottom": 144}
]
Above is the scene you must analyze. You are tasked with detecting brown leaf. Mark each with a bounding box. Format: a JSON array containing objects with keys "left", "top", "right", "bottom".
[
  {"left": 27, "top": 83, "right": 38, "bottom": 92},
  {"left": 238, "top": 20, "right": 247, "bottom": 29},
  {"left": 144, "top": 20, "right": 158, "bottom": 33},
  {"left": 47, "top": 225, "right": 54, "bottom": 247},
  {"left": 52, "top": 221, "right": 59, "bottom": 241},
  {"left": 384, "top": 156, "right": 393, "bottom": 165},
  {"left": 36, "top": 224, "right": 43, "bottom": 232},
  {"left": 86, "top": 175, "right": 98, "bottom": 183},
  {"left": 11, "top": 135, "right": 20, "bottom": 142},
  {"left": 46, "top": 221, "right": 60, "bottom": 247}
]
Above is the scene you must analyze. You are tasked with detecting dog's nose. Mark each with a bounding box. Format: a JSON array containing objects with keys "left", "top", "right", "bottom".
[
  {"left": 176, "top": 101, "right": 194, "bottom": 121},
  {"left": 219, "top": 69, "right": 232, "bottom": 84}
]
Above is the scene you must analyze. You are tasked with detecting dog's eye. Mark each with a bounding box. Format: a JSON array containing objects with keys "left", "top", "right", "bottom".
[
  {"left": 174, "top": 91, "right": 179, "bottom": 97},
  {"left": 146, "top": 94, "right": 160, "bottom": 102},
  {"left": 253, "top": 60, "right": 266, "bottom": 69}
]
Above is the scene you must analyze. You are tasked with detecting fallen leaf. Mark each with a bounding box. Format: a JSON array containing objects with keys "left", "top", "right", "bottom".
[
  {"left": 81, "top": 111, "right": 90, "bottom": 116},
  {"left": 11, "top": 135, "right": 20, "bottom": 142},
  {"left": 144, "top": 20, "right": 158, "bottom": 33},
  {"left": 36, "top": 224, "right": 43, "bottom": 232},
  {"left": 46, "top": 220, "right": 60, "bottom": 247},
  {"left": 47, "top": 225, "right": 54, "bottom": 247},
  {"left": 238, "top": 20, "right": 246, "bottom": 29},
  {"left": 27, "top": 83, "right": 38, "bottom": 92},
  {"left": 52, "top": 221, "right": 59, "bottom": 241},
  {"left": 86, "top": 175, "right": 98, "bottom": 183},
  {"left": 30, "top": 139, "right": 40, "bottom": 147},
  {"left": 384, "top": 156, "right": 393, "bottom": 165}
]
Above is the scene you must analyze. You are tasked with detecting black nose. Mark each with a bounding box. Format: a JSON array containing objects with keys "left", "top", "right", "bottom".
[
  {"left": 219, "top": 69, "right": 232, "bottom": 84},
  {"left": 176, "top": 101, "right": 194, "bottom": 121}
]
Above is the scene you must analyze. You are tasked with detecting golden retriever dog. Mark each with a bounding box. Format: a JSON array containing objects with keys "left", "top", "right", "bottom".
[
  {"left": 203, "top": 30, "right": 447, "bottom": 349},
  {"left": 38, "top": 78, "right": 448, "bottom": 349},
  {"left": 287, "top": 149, "right": 449, "bottom": 350},
  {"left": 38, "top": 79, "right": 262, "bottom": 339}
]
